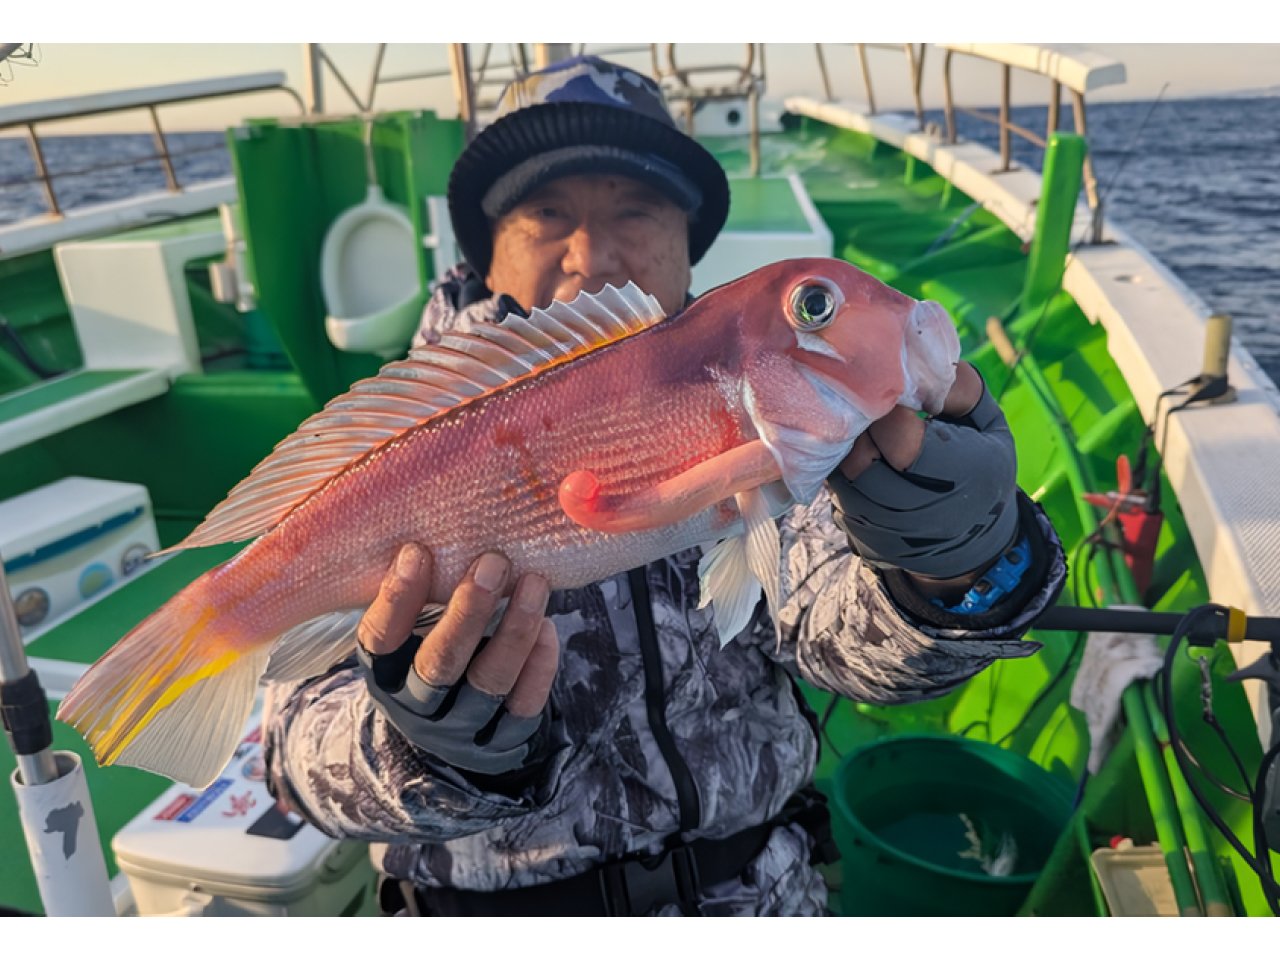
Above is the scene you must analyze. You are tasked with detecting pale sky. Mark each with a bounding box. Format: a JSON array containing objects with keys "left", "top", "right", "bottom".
[{"left": 3, "top": 44, "right": 1279, "bottom": 134}]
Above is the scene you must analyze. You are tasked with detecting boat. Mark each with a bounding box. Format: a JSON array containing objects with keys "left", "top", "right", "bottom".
[{"left": 2, "top": 43, "right": 1277, "bottom": 917}]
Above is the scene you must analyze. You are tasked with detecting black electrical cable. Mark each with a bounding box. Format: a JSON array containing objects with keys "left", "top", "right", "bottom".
[
  {"left": 1204, "top": 712, "right": 1260, "bottom": 801},
  {"left": 1159, "top": 605, "right": 1280, "bottom": 908},
  {"left": 1152, "top": 676, "right": 1252, "bottom": 803},
  {"left": 818, "top": 695, "right": 844, "bottom": 760}
]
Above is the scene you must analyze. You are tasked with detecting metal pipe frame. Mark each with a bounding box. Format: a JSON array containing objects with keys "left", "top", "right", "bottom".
[
  {"left": 856, "top": 44, "right": 876, "bottom": 115},
  {"left": 23, "top": 123, "right": 59, "bottom": 216},
  {"left": 999, "top": 64, "right": 1012, "bottom": 171},
  {"left": 448, "top": 44, "right": 477, "bottom": 143},
  {"left": 942, "top": 49, "right": 957, "bottom": 143},
  {"left": 908, "top": 44, "right": 926, "bottom": 129},
  {"left": 148, "top": 105, "right": 180, "bottom": 193},
  {"left": 316, "top": 47, "right": 369, "bottom": 113},
  {"left": 1072, "top": 89, "right": 1105, "bottom": 242},
  {"left": 815, "top": 44, "right": 834, "bottom": 101},
  {"left": 365, "top": 43, "right": 388, "bottom": 112}
]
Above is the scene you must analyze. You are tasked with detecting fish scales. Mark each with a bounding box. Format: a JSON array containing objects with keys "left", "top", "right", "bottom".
[{"left": 256, "top": 304, "right": 751, "bottom": 625}]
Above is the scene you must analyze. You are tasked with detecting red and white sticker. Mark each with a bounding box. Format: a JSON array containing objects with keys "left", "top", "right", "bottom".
[
  {"left": 222, "top": 791, "right": 258, "bottom": 818},
  {"left": 153, "top": 794, "right": 198, "bottom": 821}
]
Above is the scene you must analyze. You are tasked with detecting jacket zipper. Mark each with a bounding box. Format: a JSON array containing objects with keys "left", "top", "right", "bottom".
[{"left": 627, "top": 566, "right": 702, "bottom": 834}]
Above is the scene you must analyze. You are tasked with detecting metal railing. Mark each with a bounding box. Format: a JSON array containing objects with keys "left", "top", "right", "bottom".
[
  {"left": 807, "top": 44, "right": 1123, "bottom": 244},
  {"left": 304, "top": 44, "right": 763, "bottom": 169},
  {"left": 297, "top": 43, "right": 1125, "bottom": 225},
  {"left": 937, "top": 45, "right": 1124, "bottom": 243},
  {"left": 813, "top": 43, "right": 927, "bottom": 129},
  {"left": 650, "top": 44, "right": 765, "bottom": 175},
  {"left": 0, "top": 72, "right": 304, "bottom": 220},
  {"left": 309, "top": 44, "right": 651, "bottom": 120}
]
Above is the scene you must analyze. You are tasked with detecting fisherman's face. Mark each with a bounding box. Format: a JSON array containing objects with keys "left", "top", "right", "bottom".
[{"left": 485, "top": 173, "right": 692, "bottom": 317}]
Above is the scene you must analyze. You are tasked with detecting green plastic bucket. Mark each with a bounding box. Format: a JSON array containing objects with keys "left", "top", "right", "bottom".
[{"left": 830, "top": 735, "right": 1074, "bottom": 916}]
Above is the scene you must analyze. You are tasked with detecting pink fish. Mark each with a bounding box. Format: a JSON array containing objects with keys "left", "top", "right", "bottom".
[{"left": 57, "top": 258, "right": 960, "bottom": 787}]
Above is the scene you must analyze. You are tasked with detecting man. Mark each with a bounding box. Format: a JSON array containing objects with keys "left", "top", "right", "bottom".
[{"left": 263, "top": 55, "right": 1066, "bottom": 916}]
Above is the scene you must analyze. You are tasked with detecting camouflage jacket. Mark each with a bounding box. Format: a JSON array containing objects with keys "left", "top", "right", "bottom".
[{"left": 262, "top": 266, "right": 1067, "bottom": 916}]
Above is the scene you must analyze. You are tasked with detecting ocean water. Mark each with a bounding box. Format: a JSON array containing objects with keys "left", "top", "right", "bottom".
[
  {"left": 0, "top": 131, "right": 231, "bottom": 219},
  {"left": 1, "top": 97, "right": 1277, "bottom": 382}
]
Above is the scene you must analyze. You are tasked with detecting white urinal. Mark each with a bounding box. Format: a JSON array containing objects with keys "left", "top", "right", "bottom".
[{"left": 321, "top": 120, "right": 425, "bottom": 359}]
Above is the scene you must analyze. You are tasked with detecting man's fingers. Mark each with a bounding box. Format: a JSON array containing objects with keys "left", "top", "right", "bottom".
[
  {"left": 413, "top": 552, "right": 510, "bottom": 688},
  {"left": 838, "top": 407, "right": 921, "bottom": 481},
  {"left": 838, "top": 430, "right": 880, "bottom": 482},
  {"left": 867, "top": 405, "right": 926, "bottom": 472},
  {"left": 837, "top": 363, "right": 987, "bottom": 483},
  {"left": 466, "top": 573, "right": 550, "bottom": 697},
  {"left": 940, "top": 360, "right": 984, "bottom": 420},
  {"left": 357, "top": 543, "right": 433, "bottom": 656},
  {"left": 506, "top": 619, "right": 560, "bottom": 719}
]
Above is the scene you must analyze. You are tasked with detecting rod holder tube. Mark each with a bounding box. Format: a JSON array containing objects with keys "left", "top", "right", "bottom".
[
  {"left": 1202, "top": 313, "right": 1233, "bottom": 381},
  {"left": 12, "top": 750, "right": 116, "bottom": 916}
]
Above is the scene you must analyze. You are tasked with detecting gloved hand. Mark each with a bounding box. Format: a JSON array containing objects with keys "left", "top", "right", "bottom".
[
  {"left": 826, "top": 362, "right": 1020, "bottom": 581},
  {"left": 355, "top": 545, "right": 559, "bottom": 777}
]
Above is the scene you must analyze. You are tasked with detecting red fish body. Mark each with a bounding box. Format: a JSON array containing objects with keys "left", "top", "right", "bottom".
[{"left": 57, "top": 258, "right": 960, "bottom": 787}]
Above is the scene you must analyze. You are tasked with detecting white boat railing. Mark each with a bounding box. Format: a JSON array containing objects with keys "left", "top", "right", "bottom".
[
  {"left": 805, "top": 43, "right": 1127, "bottom": 244},
  {"left": 937, "top": 44, "right": 1126, "bottom": 242},
  {"left": 0, "top": 72, "right": 305, "bottom": 220}
]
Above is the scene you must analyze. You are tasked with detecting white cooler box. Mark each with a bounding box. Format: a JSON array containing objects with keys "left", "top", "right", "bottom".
[
  {"left": 1, "top": 477, "right": 160, "bottom": 638},
  {"left": 112, "top": 716, "right": 377, "bottom": 917}
]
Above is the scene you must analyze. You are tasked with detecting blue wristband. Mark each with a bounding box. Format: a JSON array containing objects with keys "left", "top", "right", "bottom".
[{"left": 929, "top": 533, "right": 1032, "bottom": 615}]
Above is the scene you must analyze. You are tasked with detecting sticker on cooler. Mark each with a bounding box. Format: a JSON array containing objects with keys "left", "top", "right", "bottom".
[
  {"left": 223, "top": 791, "right": 257, "bottom": 818},
  {"left": 241, "top": 754, "right": 266, "bottom": 782},
  {"left": 154, "top": 793, "right": 199, "bottom": 822},
  {"left": 175, "top": 778, "right": 233, "bottom": 823}
]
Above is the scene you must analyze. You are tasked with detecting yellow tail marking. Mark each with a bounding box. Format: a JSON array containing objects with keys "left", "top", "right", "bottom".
[
  {"left": 98, "top": 648, "right": 241, "bottom": 766},
  {"left": 81, "top": 606, "right": 225, "bottom": 763},
  {"left": 78, "top": 606, "right": 217, "bottom": 741}
]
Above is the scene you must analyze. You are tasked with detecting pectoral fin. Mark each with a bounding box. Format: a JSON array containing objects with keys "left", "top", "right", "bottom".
[
  {"left": 737, "top": 486, "right": 783, "bottom": 652},
  {"left": 697, "top": 536, "right": 756, "bottom": 647},
  {"left": 697, "top": 486, "right": 784, "bottom": 650},
  {"left": 559, "top": 440, "right": 781, "bottom": 534}
]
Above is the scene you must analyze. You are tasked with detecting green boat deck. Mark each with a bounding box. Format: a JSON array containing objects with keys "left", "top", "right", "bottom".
[
  {"left": 0, "top": 113, "right": 1270, "bottom": 916},
  {"left": 723, "top": 175, "right": 813, "bottom": 233}
]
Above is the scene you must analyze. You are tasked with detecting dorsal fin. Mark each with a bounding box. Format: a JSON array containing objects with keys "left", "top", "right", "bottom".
[{"left": 164, "top": 283, "right": 665, "bottom": 554}]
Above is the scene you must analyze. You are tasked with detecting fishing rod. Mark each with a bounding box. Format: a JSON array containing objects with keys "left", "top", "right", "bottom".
[{"left": 1032, "top": 603, "right": 1280, "bottom": 645}]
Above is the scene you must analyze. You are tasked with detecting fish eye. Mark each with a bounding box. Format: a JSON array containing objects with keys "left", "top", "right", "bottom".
[{"left": 787, "top": 281, "right": 839, "bottom": 330}]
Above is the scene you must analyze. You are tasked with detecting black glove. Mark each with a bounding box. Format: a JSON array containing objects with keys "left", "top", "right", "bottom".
[
  {"left": 826, "top": 376, "right": 1019, "bottom": 580},
  {"left": 357, "top": 636, "right": 548, "bottom": 777}
]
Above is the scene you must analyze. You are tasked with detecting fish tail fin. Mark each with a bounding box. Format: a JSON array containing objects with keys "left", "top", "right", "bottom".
[{"left": 56, "top": 593, "right": 270, "bottom": 789}]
